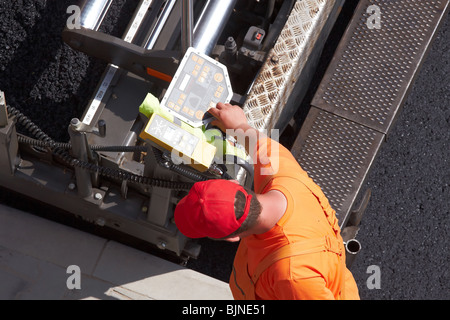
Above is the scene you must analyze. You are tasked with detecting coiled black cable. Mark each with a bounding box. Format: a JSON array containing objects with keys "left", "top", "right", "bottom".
[
  {"left": 7, "top": 104, "right": 56, "bottom": 148},
  {"left": 8, "top": 105, "right": 195, "bottom": 190},
  {"left": 17, "top": 134, "right": 147, "bottom": 153},
  {"left": 152, "top": 147, "right": 209, "bottom": 182},
  {"left": 18, "top": 133, "right": 206, "bottom": 186},
  {"left": 52, "top": 147, "right": 194, "bottom": 190}
]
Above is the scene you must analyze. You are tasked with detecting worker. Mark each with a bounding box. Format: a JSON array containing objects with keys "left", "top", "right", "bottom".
[{"left": 174, "top": 102, "right": 360, "bottom": 300}]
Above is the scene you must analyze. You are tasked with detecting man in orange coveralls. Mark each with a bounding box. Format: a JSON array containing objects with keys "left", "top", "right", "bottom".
[{"left": 174, "top": 102, "right": 360, "bottom": 300}]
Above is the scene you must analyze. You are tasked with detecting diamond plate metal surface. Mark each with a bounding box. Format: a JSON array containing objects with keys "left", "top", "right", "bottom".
[
  {"left": 243, "top": 0, "right": 337, "bottom": 131},
  {"left": 312, "top": 0, "right": 450, "bottom": 133},
  {"left": 291, "top": 108, "right": 384, "bottom": 223}
]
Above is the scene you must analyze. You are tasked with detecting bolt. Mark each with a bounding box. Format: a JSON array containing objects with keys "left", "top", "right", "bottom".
[
  {"left": 68, "top": 182, "right": 76, "bottom": 191},
  {"left": 157, "top": 241, "right": 167, "bottom": 250},
  {"left": 162, "top": 161, "right": 171, "bottom": 169},
  {"left": 208, "top": 163, "right": 224, "bottom": 176},
  {"left": 271, "top": 54, "right": 279, "bottom": 63},
  {"left": 70, "top": 118, "right": 81, "bottom": 128},
  {"left": 94, "top": 192, "right": 103, "bottom": 200},
  {"left": 225, "top": 37, "right": 237, "bottom": 52},
  {"left": 95, "top": 217, "right": 106, "bottom": 226}
]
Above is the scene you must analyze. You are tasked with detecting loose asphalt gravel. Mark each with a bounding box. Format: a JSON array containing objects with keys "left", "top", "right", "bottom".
[{"left": 0, "top": 0, "right": 448, "bottom": 300}]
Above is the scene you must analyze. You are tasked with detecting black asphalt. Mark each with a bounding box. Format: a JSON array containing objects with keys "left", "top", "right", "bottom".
[
  {"left": 0, "top": 1, "right": 448, "bottom": 300},
  {"left": 349, "top": 13, "right": 450, "bottom": 300}
]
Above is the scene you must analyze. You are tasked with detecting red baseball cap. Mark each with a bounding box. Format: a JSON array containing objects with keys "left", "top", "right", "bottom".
[{"left": 174, "top": 180, "right": 252, "bottom": 239}]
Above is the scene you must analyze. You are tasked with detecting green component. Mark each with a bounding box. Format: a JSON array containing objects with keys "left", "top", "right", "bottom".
[{"left": 139, "top": 93, "right": 172, "bottom": 120}]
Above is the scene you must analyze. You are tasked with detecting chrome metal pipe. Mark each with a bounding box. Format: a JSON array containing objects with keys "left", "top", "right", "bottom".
[
  {"left": 79, "top": 0, "right": 113, "bottom": 31},
  {"left": 193, "top": 0, "right": 238, "bottom": 55},
  {"left": 81, "top": 0, "right": 154, "bottom": 125},
  {"left": 345, "top": 239, "right": 361, "bottom": 268},
  {"left": 145, "top": 0, "right": 177, "bottom": 49},
  {"left": 181, "top": 0, "right": 194, "bottom": 53}
]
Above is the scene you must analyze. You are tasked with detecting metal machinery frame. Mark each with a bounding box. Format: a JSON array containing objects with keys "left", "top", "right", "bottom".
[{"left": 1, "top": 0, "right": 448, "bottom": 265}]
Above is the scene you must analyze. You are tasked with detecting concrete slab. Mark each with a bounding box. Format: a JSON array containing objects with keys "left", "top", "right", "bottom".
[
  {"left": 0, "top": 245, "right": 115, "bottom": 300},
  {"left": 0, "top": 204, "right": 233, "bottom": 300},
  {"left": 93, "top": 241, "right": 233, "bottom": 300},
  {"left": 0, "top": 246, "right": 67, "bottom": 299},
  {"left": 0, "top": 204, "right": 107, "bottom": 274}
]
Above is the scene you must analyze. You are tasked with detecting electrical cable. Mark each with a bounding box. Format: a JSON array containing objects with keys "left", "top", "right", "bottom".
[
  {"left": 17, "top": 134, "right": 147, "bottom": 153},
  {"left": 152, "top": 147, "right": 210, "bottom": 182},
  {"left": 52, "top": 146, "right": 194, "bottom": 190},
  {"left": 9, "top": 105, "right": 244, "bottom": 186},
  {"left": 7, "top": 105, "right": 195, "bottom": 190}
]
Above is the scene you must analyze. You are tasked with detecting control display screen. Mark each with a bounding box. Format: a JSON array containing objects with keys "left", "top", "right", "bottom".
[{"left": 161, "top": 47, "right": 233, "bottom": 127}]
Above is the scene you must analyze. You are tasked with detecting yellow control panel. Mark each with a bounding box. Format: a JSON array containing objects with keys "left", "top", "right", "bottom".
[{"left": 140, "top": 113, "right": 216, "bottom": 172}]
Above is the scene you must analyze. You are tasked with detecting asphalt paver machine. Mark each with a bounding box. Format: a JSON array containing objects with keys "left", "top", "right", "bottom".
[{"left": 1, "top": 0, "right": 448, "bottom": 265}]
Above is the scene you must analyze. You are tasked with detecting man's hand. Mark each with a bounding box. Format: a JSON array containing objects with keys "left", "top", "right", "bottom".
[
  {"left": 208, "top": 102, "right": 262, "bottom": 155},
  {"left": 208, "top": 102, "right": 251, "bottom": 132}
]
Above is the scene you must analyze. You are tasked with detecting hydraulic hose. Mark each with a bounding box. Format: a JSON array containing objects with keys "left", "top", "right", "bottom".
[
  {"left": 17, "top": 134, "right": 223, "bottom": 183},
  {"left": 17, "top": 134, "right": 147, "bottom": 153},
  {"left": 52, "top": 147, "right": 194, "bottom": 190},
  {"left": 152, "top": 147, "right": 210, "bottom": 182},
  {"left": 9, "top": 105, "right": 239, "bottom": 187},
  {"left": 7, "top": 105, "right": 57, "bottom": 148},
  {"left": 7, "top": 105, "right": 195, "bottom": 190}
]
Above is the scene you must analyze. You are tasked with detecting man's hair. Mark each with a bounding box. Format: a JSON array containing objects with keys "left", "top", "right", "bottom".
[{"left": 224, "top": 188, "right": 262, "bottom": 238}]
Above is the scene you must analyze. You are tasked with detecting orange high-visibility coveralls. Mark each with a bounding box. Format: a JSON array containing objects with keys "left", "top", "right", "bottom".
[{"left": 229, "top": 137, "right": 360, "bottom": 300}]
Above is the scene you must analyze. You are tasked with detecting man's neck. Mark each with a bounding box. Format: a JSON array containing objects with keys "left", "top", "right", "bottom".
[{"left": 253, "top": 190, "right": 287, "bottom": 234}]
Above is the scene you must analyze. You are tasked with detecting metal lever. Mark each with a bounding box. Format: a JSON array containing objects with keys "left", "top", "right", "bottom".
[
  {"left": 70, "top": 118, "right": 106, "bottom": 138},
  {"left": 68, "top": 118, "right": 93, "bottom": 198},
  {"left": 348, "top": 188, "right": 371, "bottom": 228},
  {"left": 97, "top": 119, "right": 106, "bottom": 138},
  {"left": 68, "top": 118, "right": 107, "bottom": 196}
]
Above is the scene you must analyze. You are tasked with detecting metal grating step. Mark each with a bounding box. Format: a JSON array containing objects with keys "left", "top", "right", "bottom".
[
  {"left": 312, "top": 0, "right": 449, "bottom": 134},
  {"left": 291, "top": 107, "right": 384, "bottom": 224},
  {"left": 291, "top": 0, "right": 449, "bottom": 226}
]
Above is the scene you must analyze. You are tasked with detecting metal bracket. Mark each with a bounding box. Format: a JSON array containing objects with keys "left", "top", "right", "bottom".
[
  {"left": 62, "top": 28, "right": 181, "bottom": 84},
  {"left": 0, "top": 91, "right": 20, "bottom": 175},
  {"left": 341, "top": 188, "right": 371, "bottom": 268},
  {"left": 0, "top": 91, "right": 8, "bottom": 127},
  {"left": 70, "top": 117, "right": 106, "bottom": 138},
  {"left": 68, "top": 118, "right": 94, "bottom": 198}
]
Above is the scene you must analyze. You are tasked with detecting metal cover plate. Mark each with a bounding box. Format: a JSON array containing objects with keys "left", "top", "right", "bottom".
[
  {"left": 243, "top": 0, "right": 338, "bottom": 131},
  {"left": 291, "top": 107, "right": 384, "bottom": 224},
  {"left": 312, "top": 0, "right": 450, "bottom": 134},
  {"left": 161, "top": 47, "right": 233, "bottom": 127}
]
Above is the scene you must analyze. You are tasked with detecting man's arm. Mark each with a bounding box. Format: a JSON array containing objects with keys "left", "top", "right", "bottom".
[{"left": 208, "top": 103, "right": 305, "bottom": 190}]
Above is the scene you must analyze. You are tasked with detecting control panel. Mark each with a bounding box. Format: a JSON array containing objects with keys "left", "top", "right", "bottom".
[
  {"left": 160, "top": 47, "right": 233, "bottom": 128},
  {"left": 140, "top": 113, "right": 216, "bottom": 172}
]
